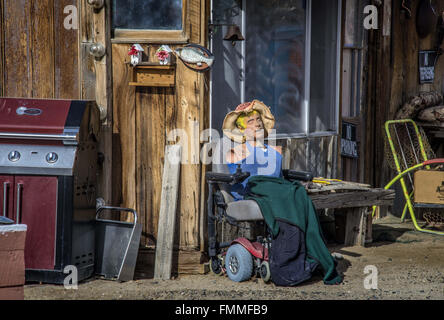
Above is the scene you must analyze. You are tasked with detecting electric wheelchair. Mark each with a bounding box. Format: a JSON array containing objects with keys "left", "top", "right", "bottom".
[{"left": 205, "top": 136, "right": 313, "bottom": 282}]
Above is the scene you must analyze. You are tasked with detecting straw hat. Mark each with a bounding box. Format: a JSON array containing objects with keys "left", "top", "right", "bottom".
[{"left": 222, "top": 100, "right": 275, "bottom": 143}]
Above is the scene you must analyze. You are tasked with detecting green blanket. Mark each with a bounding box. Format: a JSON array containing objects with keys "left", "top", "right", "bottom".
[{"left": 245, "top": 175, "right": 342, "bottom": 285}]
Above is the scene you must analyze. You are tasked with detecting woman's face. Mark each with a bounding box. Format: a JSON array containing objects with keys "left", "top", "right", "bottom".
[{"left": 244, "top": 113, "right": 264, "bottom": 140}]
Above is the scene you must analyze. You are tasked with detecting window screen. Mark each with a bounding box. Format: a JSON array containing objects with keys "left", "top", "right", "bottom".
[{"left": 112, "top": 0, "right": 183, "bottom": 30}]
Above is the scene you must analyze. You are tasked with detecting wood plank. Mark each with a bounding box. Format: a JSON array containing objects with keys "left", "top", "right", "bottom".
[
  {"left": 112, "top": 44, "right": 137, "bottom": 214},
  {"left": 175, "top": 46, "right": 201, "bottom": 249},
  {"left": 79, "top": 0, "right": 94, "bottom": 43},
  {"left": 154, "top": 145, "right": 182, "bottom": 280},
  {"left": 93, "top": 0, "right": 113, "bottom": 205},
  {"left": 128, "top": 82, "right": 175, "bottom": 87},
  {"left": 199, "top": 71, "right": 210, "bottom": 251},
  {"left": 188, "top": 0, "right": 200, "bottom": 43},
  {"left": 135, "top": 87, "right": 167, "bottom": 246},
  {"left": 310, "top": 189, "right": 395, "bottom": 209},
  {"left": 113, "top": 30, "right": 189, "bottom": 43},
  {"left": 79, "top": 43, "right": 96, "bottom": 99},
  {"left": 148, "top": 88, "right": 166, "bottom": 244},
  {"left": 31, "top": 0, "right": 54, "bottom": 98},
  {"left": 4, "top": 0, "right": 32, "bottom": 97},
  {"left": 92, "top": 0, "right": 108, "bottom": 120},
  {"left": 54, "top": 0, "right": 79, "bottom": 99},
  {"left": 135, "top": 87, "right": 150, "bottom": 244}
]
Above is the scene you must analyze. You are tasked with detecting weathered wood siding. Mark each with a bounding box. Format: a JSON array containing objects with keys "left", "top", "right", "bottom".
[
  {"left": 0, "top": 0, "right": 80, "bottom": 99},
  {"left": 366, "top": 0, "right": 444, "bottom": 189},
  {"left": 277, "top": 136, "right": 338, "bottom": 178}
]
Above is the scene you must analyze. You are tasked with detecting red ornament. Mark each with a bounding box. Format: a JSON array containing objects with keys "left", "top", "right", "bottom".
[{"left": 128, "top": 45, "right": 139, "bottom": 56}]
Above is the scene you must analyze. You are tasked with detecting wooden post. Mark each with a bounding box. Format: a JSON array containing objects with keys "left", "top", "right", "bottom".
[
  {"left": 344, "top": 207, "right": 368, "bottom": 246},
  {"left": 154, "top": 145, "right": 182, "bottom": 280}
]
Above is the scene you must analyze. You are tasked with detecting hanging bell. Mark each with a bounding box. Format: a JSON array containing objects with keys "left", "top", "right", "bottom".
[{"left": 223, "top": 25, "right": 245, "bottom": 45}]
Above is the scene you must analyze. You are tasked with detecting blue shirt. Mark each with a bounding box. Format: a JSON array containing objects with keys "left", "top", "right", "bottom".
[{"left": 227, "top": 142, "right": 282, "bottom": 200}]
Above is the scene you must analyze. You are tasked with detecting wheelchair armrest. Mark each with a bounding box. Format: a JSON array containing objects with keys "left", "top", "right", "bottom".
[
  {"left": 283, "top": 169, "right": 313, "bottom": 182},
  {"left": 206, "top": 166, "right": 250, "bottom": 185}
]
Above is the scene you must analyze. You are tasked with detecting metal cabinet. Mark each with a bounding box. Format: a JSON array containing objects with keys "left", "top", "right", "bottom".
[{"left": 1, "top": 175, "right": 58, "bottom": 270}]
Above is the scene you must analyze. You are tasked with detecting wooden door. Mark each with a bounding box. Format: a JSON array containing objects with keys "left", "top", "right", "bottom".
[{"left": 110, "top": 0, "right": 208, "bottom": 251}]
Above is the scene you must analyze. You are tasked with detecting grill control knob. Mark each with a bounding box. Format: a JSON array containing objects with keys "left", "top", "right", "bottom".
[
  {"left": 46, "top": 152, "right": 59, "bottom": 163},
  {"left": 8, "top": 151, "right": 20, "bottom": 162}
]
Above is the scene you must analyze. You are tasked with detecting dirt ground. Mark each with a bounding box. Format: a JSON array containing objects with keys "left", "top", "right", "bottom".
[{"left": 25, "top": 214, "right": 444, "bottom": 300}]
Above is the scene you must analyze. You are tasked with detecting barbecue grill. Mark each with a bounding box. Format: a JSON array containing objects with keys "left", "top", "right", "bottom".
[{"left": 0, "top": 98, "right": 100, "bottom": 284}]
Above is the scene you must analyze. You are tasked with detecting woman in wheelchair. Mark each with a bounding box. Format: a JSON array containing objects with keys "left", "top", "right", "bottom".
[{"left": 212, "top": 100, "right": 342, "bottom": 286}]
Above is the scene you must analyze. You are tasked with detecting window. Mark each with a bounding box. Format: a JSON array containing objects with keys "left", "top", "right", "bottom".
[
  {"left": 112, "top": 0, "right": 187, "bottom": 42},
  {"left": 210, "top": 0, "right": 341, "bottom": 137}
]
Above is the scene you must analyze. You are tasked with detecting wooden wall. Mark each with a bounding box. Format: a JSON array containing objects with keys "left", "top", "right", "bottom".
[
  {"left": 0, "top": 0, "right": 81, "bottom": 99},
  {"left": 366, "top": 0, "right": 444, "bottom": 190},
  {"left": 0, "top": 0, "right": 114, "bottom": 204}
]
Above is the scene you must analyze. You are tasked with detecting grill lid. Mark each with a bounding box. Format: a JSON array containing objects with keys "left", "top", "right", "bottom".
[
  {"left": 0, "top": 98, "right": 71, "bottom": 134},
  {"left": 0, "top": 98, "right": 100, "bottom": 145}
]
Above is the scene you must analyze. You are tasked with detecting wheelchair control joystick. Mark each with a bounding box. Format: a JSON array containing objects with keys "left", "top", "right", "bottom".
[{"left": 232, "top": 164, "right": 250, "bottom": 184}]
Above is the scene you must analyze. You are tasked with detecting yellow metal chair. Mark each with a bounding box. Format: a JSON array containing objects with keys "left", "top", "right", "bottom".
[{"left": 372, "top": 119, "right": 444, "bottom": 235}]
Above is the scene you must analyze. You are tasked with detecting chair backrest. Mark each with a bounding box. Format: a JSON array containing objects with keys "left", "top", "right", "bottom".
[
  {"left": 384, "top": 119, "right": 435, "bottom": 189},
  {"left": 384, "top": 120, "right": 435, "bottom": 173}
]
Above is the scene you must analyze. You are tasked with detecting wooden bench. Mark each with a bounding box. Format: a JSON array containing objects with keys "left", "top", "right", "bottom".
[{"left": 308, "top": 185, "right": 395, "bottom": 246}]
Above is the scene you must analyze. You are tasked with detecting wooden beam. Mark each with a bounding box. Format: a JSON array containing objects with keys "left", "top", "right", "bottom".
[
  {"left": 310, "top": 189, "right": 395, "bottom": 209},
  {"left": 154, "top": 145, "right": 182, "bottom": 280}
]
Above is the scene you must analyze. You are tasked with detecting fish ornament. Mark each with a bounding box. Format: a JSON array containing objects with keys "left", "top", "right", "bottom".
[{"left": 174, "top": 44, "right": 214, "bottom": 71}]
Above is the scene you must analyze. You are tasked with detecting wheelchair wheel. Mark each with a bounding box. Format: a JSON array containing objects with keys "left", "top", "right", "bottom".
[
  {"left": 210, "top": 256, "right": 224, "bottom": 276},
  {"left": 259, "top": 261, "right": 271, "bottom": 283},
  {"left": 225, "top": 244, "right": 253, "bottom": 282}
]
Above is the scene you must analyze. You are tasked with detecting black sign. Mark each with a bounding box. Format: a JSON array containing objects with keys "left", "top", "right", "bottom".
[
  {"left": 419, "top": 50, "right": 438, "bottom": 84},
  {"left": 341, "top": 121, "right": 358, "bottom": 158}
]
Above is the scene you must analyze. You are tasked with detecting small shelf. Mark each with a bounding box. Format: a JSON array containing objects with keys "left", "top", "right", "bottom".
[{"left": 129, "top": 63, "right": 176, "bottom": 87}]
